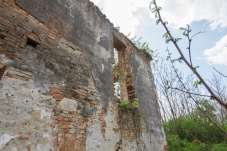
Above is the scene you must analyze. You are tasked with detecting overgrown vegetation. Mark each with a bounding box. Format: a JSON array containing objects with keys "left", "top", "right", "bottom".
[
  {"left": 148, "top": 0, "right": 227, "bottom": 150},
  {"left": 154, "top": 57, "right": 227, "bottom": 150},
  {"left": 164, "top": 116, "right": 227, "bottom": 151},
  {"left": 113, "top": 61, "right": 119, "bottom": 82},
  {"left": 118, "top": 98, "right": 139, "bottom": 111},
  {"left": 126, "top": 2, "right": 227, "bottom": 149},
  {"left": 130, "top": 36, "right": 227, "bottom": 149},
  {"left": 118, "top": 101, "right": 131, "bottom": 111},
  {"left": 127, "top": 33, "right": 159, "bottom": 62}
]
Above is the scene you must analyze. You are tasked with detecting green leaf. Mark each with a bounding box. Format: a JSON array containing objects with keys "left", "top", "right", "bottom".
[
  {"left": 193, "top": 80, "right": 201, "bottom": 88},
  {"left": 195, "top": 99, "right": 201, "bottom": 104},
  {"left": 175, "top": 38, "right": 182, "bottom": 43},
  {"left": 156, "top": 19, "right": 160, "bottom": 25},
  {"left": 192, "top": 66, "right": 199, "bottom": 72},
  {"left": 171, "top": 59, "right": 176, "bottom": 63}
]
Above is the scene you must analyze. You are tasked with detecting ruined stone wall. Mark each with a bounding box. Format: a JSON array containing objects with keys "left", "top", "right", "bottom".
[{"left": 0, "top": 0, "right": 166, "bottom": 150}]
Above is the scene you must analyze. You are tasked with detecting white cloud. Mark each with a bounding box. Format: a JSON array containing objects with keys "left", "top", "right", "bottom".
[
  {"left": 91, "top": 0, "right": 227, "bottom": 33},
  {"left": 91, "top": 0, "right": 151, "bottom": 36},
  {"left": 158, "top": 0, "right": 227, "bottom": 30},
  {"left": 203, "top": 34, "right": 227, "bottom": 66}
]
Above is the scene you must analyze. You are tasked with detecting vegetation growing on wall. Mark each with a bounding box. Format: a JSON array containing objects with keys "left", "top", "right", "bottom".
[
  {"left": 113, "top": 61, "right": 119, "bottom": 82},
  {"left": 127, "top": 35, "right": 159, "bottom": 62},
  {"left": 118, "top": 98, "right": 139, "bottom": 111}
]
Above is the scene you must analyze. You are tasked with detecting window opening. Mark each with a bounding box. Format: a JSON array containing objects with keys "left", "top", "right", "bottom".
[
  {"left": 113, "top": 34, "right": 128, "bottom": 102},
  {"left": 113, "top": 48, "right": 120, "bottom": 99},
  {"left": 26, "top": 38, "right": 39, "bottom": 48},
  {"left": 0, "top": 34, "right": 6, "bottom": 40}
]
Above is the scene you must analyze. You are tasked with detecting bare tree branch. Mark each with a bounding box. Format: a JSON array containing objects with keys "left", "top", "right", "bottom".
[
  {"left": 151, "top": 0, "right": 227, "bottom": 110},
  {"left": 213, "top": 67, "right": 227, "bottom": 78},
  {"left": 170, "top": 87, "right": 212, "bottom": 98},
  {"left": 166, "top": 48, "right": 227, "bottom": 135}
]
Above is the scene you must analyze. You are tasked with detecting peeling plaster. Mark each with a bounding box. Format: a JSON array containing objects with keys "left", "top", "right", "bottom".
[{"left": 0, "top": 134, "right": 17, "bottom": 150}]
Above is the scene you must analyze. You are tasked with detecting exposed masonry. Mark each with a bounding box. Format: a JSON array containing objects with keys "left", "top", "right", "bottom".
[
  {"left": 0, "top": 65, "right": 7, "bottom": 79},
  {"left": 0, "top": 0, "right": 167, "bottom": 150}
]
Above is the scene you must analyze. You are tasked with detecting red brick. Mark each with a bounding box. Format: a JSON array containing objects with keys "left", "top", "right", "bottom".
[
  {"left": 100, "top": 121, "right": 106, "bottom": 127},
  {"left": 5, "top": 73, "right": 30, "bottom": 81},
  {"left": 64, "top": 122, "right": 71, "bottom": 125},
  {"left": 59, "top": 138, "right": 67, "bottom": 151},
  {"left": 58, "top": 132, "right": 64, "bottom": 137},
  {"left": 38, "top": 23, "right": 47, "bottom": 31},
  {"left": 99, "top": 108, "right": 106, "bottom": 116},
  {"left": 59, "top": 121, "right": 65, "bottom": 125},
  {"left": 20, "top": 121, "right": 28, "bottom": 125},
  {"left": 50, "top": 89, "right": 63, "bottom": 95},
  {"left": 77, "top": 119, "right": 84, "bottom": 123},
  {"left": 71, "top": 115, "right": 77, "bottom": 119},
  {"left": 113, "top": 128, "right": 118, "bottom": 132},
  {"left": 5, "top": 0, "right": 17, "bottom": 8},
  {"left": 90, "top": 101, "right": 98, "bottom": 105},
  {"left": 18, "top": 137, "right": 29, "bottom": 141},
  {"left": 50, "top": 123, "right": 57, "bottom": 127},
  {"left": 27, "top": 33, "right": 40, "bottom": 43},
  {"left": 98, "top": 117, "right": 103, "bottom": 121},
  {"left": 70, "top": 139, "right": 76, "bottom": 150},
  {"left": 63, "top": 128, "right": 69, "bottom": 133},
  {"left": 26, "top": 132, "right": 32, "bottom": 135},
  {"left": 54, "top": 94, "right": 64, "bottom": 101},
  {"left": 61, "top": 125, "right": 68, "bottom": 129},
  {"left": 57, "top": 116, "right": 63, "bottom": 120},
  {"left": 51, "top": 138, "right": 58, "bottom": 151},
  {"left": 67, "top": 115, "right": 73, "bottom": 118}
]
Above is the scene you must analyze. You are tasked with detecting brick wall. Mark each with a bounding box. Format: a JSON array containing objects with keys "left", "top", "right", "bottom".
[{"left": 0, "top": 0, "right": 166, "bottom": 150}]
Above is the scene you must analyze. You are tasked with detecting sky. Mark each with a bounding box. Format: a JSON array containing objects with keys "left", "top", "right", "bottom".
[{"left": 90, "top": 0, "right": 227, "bottom": 81}]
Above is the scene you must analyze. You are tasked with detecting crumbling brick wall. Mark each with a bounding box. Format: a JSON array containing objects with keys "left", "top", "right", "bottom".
[{"left": 0, "top": 0, "right": 167, "bottom": 150}]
